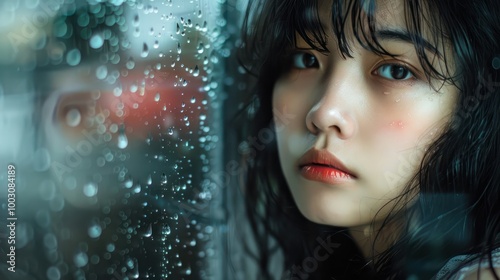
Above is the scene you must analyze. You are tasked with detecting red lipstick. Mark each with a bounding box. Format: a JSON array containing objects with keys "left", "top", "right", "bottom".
[{"left": 298, "top": 149, "right": 356, "bottom": 184}]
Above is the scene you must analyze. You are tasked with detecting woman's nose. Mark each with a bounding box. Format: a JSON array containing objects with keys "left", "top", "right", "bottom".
[{"left": 305, "top": 70, "right": 358, "bottom": 139}]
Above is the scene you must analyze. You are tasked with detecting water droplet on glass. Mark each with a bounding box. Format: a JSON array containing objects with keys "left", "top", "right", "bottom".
[
  {"left": 177, "top": 42, "right": 182, "bottom": 54},
  {"left": 96, "top": 65, "right": 108, "bottom": 80},
  {"left": 154, "top": 92, "right": 160, "bottom": 102},
  {"left": 130, "top": 83, "right": 138, "bottom": 93},
  {"left": 133, "top": 14, "right": 139, "bottom": 26},
  {"left": 126, "top": 257, "right": 135, "bottom": 269},
  {"left": 66, "top": 49, "right": 81, "bottom": 66},
  {"left": 161, "top": 173, "right": 168, "bottom": 185},
  {"left": 110, "top": 0, "right": 124, "bottom": 5},
  {"left": 106, "top": 243, "right": 115, "bottom": 252},
  {"left": 161, "top": 225, "right": 171, "bottom": 240},
  {"left": 83, "top": 182, "right": 98, "bottom": 197},
  {"left": 126, "top": 57, "right": 136, "bottom": 70},
  {"left": 114, "top": 85, "right": 123, "bottom": 97},
  {"left": 47, "top": 266, "right": 61, "bottom": 280},
  {"left": 193, "top": 65, "right": 200, "bottom": 77},
  {"left": 90, "top": 33, "right": 104, "bottom": 49},
  {"left": 88, "top": 224, "right": 102, "bottom": 238},
  {"left": 147, "top": 175, "right": 152, "bottom": 185},
  {"left": 74, "top": 252, "right": 89, "bottom": 268},
  {"left": 153, "top": 40, "right": 159, "bottom": 49},
  {"left": 197, "top": 42, "right": 204, "bottom": 54},
  {"left": 143, "top": 224, "right": 152, "bottom": 238},
  {"left": 124, "top": 179, "right": 133, "bottom": 189},
  {"left": 141, "top": 43, "right": 149, "bottom": 58},
  {"left": 133, "top": 184, "right": 141, "bottom": 194},
  {"left": 117, "top": 132, "right": 128, "bottom": 149},
  {"left": 185, "top": 267, "right": 192, "bottom": 275},
  {"left": 130, "top": 270, "right": 139, "bottom": 279},
  {"left": 176, "top": 23, "right": 180, "bottom": 34}
]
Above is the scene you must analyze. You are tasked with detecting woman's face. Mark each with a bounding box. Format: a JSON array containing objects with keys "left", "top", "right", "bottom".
[{"left": 273, "top": 0, "right": 457, "bottom": 228}]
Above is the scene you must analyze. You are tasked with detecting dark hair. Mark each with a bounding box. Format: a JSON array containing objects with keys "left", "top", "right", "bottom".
[{"left": 238, "top": 0, "right": 500, "bottom": 279}]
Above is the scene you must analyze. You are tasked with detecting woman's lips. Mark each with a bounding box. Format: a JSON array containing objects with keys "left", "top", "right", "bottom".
[
  {"left": 300, "top": 165, "right": 354, "bottom": 184},
  {"left": 298, "top": 148, "right": 356, "bottom": 184}
]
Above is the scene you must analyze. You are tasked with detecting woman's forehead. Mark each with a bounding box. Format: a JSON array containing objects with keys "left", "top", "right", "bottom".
[
  {"left": 317, "top": 0, "right": 409, "bottom": 30},
  {"left": 314, "top": 0, "right": 440, "bottom": 50}
]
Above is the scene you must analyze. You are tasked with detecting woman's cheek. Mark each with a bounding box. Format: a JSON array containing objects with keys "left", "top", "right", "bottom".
[
  {"left": 370, "top": 109, "right": 445, "bottom": 191},
  {"left": 272, "top": 81, "right": 305, "bottom": 126}
]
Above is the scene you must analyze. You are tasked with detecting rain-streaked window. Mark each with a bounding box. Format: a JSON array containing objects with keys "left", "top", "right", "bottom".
[{"left": 0, "top": 0, "right": 244, "bottom": 279}]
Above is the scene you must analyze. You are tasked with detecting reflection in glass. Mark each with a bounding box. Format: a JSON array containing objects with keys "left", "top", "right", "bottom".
[{"left": 0, "top": 0, "right": 227, "bottom": 279}]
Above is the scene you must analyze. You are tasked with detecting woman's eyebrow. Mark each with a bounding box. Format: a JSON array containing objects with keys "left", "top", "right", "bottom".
[{"left": 375, "top": 29, "right": 441, "bottom": 56}]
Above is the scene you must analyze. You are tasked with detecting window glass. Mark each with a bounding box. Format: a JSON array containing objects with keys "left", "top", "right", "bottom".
[{"left": 0, "top": 0, "right": 228, "bottom": 279}]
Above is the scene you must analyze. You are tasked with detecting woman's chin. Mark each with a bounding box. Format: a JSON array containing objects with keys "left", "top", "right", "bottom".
[{"left": 295, "top": 200, "right": 368, "bottom": 228}]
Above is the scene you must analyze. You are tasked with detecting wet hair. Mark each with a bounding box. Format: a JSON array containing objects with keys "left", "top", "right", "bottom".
[{"left": 238, "top": 0, "right": 500, "bottom": 279}]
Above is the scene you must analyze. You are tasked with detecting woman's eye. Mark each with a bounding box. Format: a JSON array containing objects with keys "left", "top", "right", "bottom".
[
  {"left": 291, "top": 52, "right": 319, "bottom": 69},
  {"left": 376, "top": 64, "right": 414, "bottom": 80}
]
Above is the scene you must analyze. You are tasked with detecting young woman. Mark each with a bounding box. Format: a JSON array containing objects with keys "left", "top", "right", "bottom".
[{"left": 238, "top": 0, "right": 500, "bottom": 279}]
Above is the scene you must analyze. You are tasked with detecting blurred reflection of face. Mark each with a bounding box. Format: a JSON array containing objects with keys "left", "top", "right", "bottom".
[{"left": 273, "top": 0, "right": 457, "bottom": 228}]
